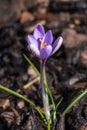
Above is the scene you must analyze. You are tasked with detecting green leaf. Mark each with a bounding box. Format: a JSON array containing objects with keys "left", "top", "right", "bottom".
[
  {"left": 0, "top": 85, "right": 45, "bottom": 120},
  {"left": 62, "top": 89, "right": 87, "bottom": 117},
  {"left": 23, "top": 54, "right": 40, "bottom": 76}
]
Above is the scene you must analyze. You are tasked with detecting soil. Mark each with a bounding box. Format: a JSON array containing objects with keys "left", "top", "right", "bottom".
[{"left": 0, "top": 0, "right": 87, "bottom": 130}]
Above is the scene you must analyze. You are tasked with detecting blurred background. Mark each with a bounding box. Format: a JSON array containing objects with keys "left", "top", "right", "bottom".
[{"left": 0, "top": 0, "right": 87, "bottom": 130}]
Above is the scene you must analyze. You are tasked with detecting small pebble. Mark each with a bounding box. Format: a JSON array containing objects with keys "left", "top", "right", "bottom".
[{"left": 17, "top": 101, "right": 25, "bottom": 109}]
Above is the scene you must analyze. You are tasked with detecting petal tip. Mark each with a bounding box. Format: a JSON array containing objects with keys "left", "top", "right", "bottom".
[
  {"left": 59, "top": 36, "right": 63, "bottom": 43},
  {"left": 52, "top": 36, "right": 63, "bottom": 55},
  {"left": 33, "top": 24, "right": 45, "bottom": 39}
]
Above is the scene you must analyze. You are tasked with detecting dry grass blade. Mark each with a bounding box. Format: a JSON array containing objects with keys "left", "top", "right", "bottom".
[{"left": 23, "top": 77, "right": 40, "bottom": 89}]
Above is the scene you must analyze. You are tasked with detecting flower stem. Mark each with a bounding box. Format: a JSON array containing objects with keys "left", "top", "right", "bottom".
[
  {"left": 44, "top": 67, "right": 56, "bottom": 121},
  {"left": 47, "top": 119, "right": 51, "bottom": 130},
  {"left": 40, "top": 60, "right": 50, "bottom": 122}
]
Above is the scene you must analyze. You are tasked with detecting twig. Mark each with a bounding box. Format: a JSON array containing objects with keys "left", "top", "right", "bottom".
[{"left": 23, "top": 77, "right": 40, "bottom": 89}]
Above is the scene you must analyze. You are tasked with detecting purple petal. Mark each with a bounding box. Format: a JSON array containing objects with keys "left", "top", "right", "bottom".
[
  {"left": 52, "top": 36, "right": 63, "bottom": 55},
  {"left": 40, "top": 45, "right": 52, "bottom": 59},
  {"left": 27, "top": 35, "right": 37, "bottom": 45},
  {"left": 42, "top": 30, "right": 53, "bottom": 45},
  {"left": 33, "top": 24, "right": 45, "bottom": 39},
  {"left": 27, "top": 35, "right": 40, "bottom": 57}
]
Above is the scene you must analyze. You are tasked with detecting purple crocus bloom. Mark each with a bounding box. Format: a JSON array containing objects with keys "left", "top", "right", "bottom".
[
  {"left": 27, "top": 24, "right": 63, "bottom": 60},
  {"left": 27, "top": 24, "right": 63, "bottom": 121}
]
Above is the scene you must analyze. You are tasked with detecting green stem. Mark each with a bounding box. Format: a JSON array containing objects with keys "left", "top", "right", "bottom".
[
  {"left": 62, "top": 89, "right": 87, "bottom": 117},
  {"left": 47, "top": 120, "right": 51, "bottom": 130},
  {"left": 0, "top": 85, "right": 44, "bottom": 120},
  {"left": 44, "top": 67, "right": 56, "bottom": 120},
  {"left": 40, "top": 60, "right": 50, "bottom": 121},
  {"left": 23, "top": 54, "right": 56, "bottom": 120}
]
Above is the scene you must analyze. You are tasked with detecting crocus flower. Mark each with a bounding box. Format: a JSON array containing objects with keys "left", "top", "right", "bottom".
[
  {"left": 27, "top": 24, "right": 63, "bottom": 122},
  {"left": 27, "top": 24, "right": 63, "bottom": 60}
]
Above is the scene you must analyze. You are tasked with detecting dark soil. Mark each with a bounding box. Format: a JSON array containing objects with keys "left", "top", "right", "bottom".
[{"left": 0, "top": 0, "right": 87, "bottom": 130}]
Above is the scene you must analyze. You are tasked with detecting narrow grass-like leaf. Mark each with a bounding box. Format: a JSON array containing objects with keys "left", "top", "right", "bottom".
[
  {"left": 50, "top": 97, "right": 63, "bottom": 119},
  {"left": 62, "top": 89, "right": 87, "bottom": 117},
  {"left": 55, "top": 97, "right": 63, "bottom": 111},
  {"left": 0, "top": 85, "right": 45, "bottom": 120},
  {"left": 23, "top": 53, "right": 40, "bottom": 76}
]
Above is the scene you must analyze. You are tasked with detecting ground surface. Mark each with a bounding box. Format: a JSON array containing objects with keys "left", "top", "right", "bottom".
[{"left": 0, "top": 0, "right": 87, "bottom": 130}]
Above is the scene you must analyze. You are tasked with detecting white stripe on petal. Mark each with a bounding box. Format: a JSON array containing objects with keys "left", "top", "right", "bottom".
[
  {"left": 52, "top": 37, "right": 63, "bottom": 55},
  {"left": 28, "top": 44, "right": 40, "bottom": 57}
]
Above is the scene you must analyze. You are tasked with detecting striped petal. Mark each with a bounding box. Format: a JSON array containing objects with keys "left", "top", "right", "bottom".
[
  {"left": 42, "top": 30, "right": 53, "bottom": 45},
  {"left": 52, "top": 36, "right": 63, "bottom": 55},
  {"left": 33, "top": 24, "right": 45, "bottom": 39},
  {"left": 27, "top": 35, "right": 40, "bottom": 57}
]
